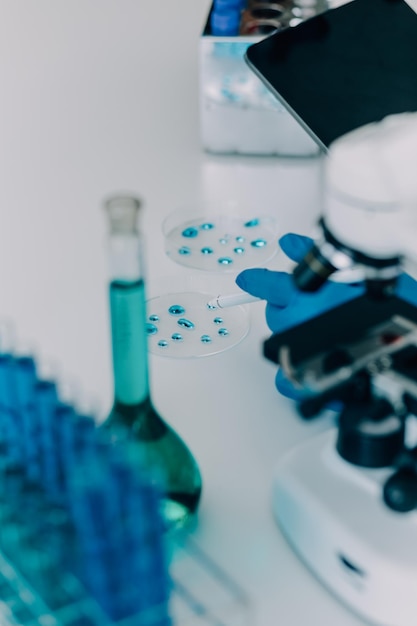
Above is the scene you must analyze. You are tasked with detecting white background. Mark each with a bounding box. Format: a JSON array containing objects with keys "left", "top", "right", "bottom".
[{"left": 0, "top": 1, "right": 407, "bottom": 625}]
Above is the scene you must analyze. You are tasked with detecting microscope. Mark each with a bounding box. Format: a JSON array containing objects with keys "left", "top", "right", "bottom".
[{"left": 264, "top": 112, "right": 417, "bottom": 626}]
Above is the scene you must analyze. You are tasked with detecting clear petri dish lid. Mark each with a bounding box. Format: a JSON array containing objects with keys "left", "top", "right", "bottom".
[
  {"left": 146, "top": 275, "right": 250, "bottom": 359},
  {"left": 162, "top": 205, "right": 278, "bottom": 273}
]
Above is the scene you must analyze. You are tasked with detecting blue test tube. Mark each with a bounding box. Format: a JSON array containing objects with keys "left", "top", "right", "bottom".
[
  {"left": 0, "top": 354, "right": 22, "bottom": 466},
  {"left": 35, "top": 380, "right": 60, "bottom": 496},
  {"left": 14, "top": 356, "right": 39, "bottom": 481},
  {"left": 70, "top": 468, "right": 131, "bottom": 621},
  {"left": 214, "top": 0, "right": 243, "bottom": 11},
  {"left": 56, "top": 402, "right": 78, "bottom": 500},
  {"left": 71, "top": 465, "right": 121, "bottom": 543},
  {"left": 74, "top": 414, "right": 97, "bottom": 459},
  {"left": 106, "top": 458, "right": 143, "bottom": 616},
  {"left": 106, "top": 457, "right": 171, "bottom": 624},
  {"left": 115, "top": 459, "right": 171, "bottom": 622},
  {"left": 210, "top": 7, "right": 241, "bottom": 35}
]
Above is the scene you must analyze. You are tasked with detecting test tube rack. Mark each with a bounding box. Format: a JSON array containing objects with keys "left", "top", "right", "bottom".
[
  {"left": 0, "top": 351, "right": 172, "bottom": 626},
  {"left": 0, "top": 352, "right": 250, "bottom": 626}
]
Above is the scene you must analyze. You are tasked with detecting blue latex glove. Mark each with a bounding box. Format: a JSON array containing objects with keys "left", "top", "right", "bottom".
[{"left": 236, "top": 232, "right": 417, "bottom": 400}]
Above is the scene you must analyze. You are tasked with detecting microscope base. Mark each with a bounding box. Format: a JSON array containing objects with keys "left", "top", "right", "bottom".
[{"left": 272, "top": 429, "right": 417, "bottom": 626}]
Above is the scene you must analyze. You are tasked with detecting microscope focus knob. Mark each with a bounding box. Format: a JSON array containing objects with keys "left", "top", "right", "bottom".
[
  {"left": 383, "top": 469, "right": 417, "bottom": 513},
  {"left": 336, "top": 398, "right": 405, "bottom": 468}
]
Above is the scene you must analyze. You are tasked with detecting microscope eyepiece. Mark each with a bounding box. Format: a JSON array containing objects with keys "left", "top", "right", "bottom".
[{"left": 292, "top": 244, "right": 338, "bottom": 292}]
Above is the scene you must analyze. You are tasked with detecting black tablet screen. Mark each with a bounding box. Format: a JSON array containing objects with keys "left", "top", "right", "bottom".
[{"left": 245, "top": 0, "right": 417, "bottom": 150}]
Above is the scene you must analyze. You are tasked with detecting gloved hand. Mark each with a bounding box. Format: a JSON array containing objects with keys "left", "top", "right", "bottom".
[{"left": 236, "top": 232, "right": 417, "bottom": 400}]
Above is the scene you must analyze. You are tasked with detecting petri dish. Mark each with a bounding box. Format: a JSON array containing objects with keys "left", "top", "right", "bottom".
[
  {"left": 162, "top": 208, "right": 278, "bottom": 272},
  {"left": 146, "top": 291, "right": 249, "bottom": 358}
]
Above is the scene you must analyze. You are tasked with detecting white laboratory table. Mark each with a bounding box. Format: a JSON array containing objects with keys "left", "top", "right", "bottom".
[{"left": 0, "top": 2, "right": 367, "bottom": 625}]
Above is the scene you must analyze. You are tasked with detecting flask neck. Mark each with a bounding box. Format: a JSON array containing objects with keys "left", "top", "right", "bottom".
[
  {"left": 108, "top": 232, "right": 146, "bottom": 282},
  {"left": 108, "top": 231, "right": 149, "bottom": 407}
]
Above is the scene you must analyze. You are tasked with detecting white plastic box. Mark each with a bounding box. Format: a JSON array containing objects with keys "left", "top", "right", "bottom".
[{"left": 199, "top": 10, "right": 320, "bottom": 157}]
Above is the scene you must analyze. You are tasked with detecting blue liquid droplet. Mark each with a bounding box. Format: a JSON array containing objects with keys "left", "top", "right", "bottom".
[
  {"left": 201, "top": 335, "right": 212, "bottom": 343},
  {"left": 178, "top": 246, "right": 191, "bottom": 255},
  {"left": 244, "top": 218, "right": 260, "bottom": 227},
  {"left": 169, "top": 305, "right": 185, "bottom": 315},
  {"left": 206, "top": 303, "right": 217, "bottom": 310},
  {"left": 251, "top": 239, "right": 267, "bottom": 248},
  {"left": 201, "top": 247, "right": 213, "bottom": 255},
  {"left": 218, "top": 257, "right": 233, "bottom": 265},
  {"left": 236, "top": 236, "right": 245, "bottom": 242},
  {"left": 158, "top": 339, "right": 168, "bottom": 348},
  {"left": 234, "top": 247, "right": 245, "bottom": 254},
  {"left": 182, "top": 227, "right": 198, "bottom": 238},
  {"left": 146, "top": 323, "right": 158, "bottom": 335},
  {"left": 218, "top": 328, "right": 229, "bottom": 336},
  {"left": 213, "top": 317, "right": 223, "bottom": 324},
  {"left": 200, "top": 223, "right": 214, "bottom": 230},
  {"left": 171, "top": 333, "right": 183, "bottom": 342},
  {"left": 219, "top": 238, "right": 228, "bottom": 245},
  {"left": 177, "top": 318, "right": 195, "bottom": 330},
  {"left": 149, "top": 314, "right": 159, "bottom": 322}
]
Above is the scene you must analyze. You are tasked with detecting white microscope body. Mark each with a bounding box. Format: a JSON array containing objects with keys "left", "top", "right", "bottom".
[
  {"left": 324, "top": 113, "right": 417, "bottom": 266},
  {"left": 273, "top": 112, "right": 417, "bottom": 626},
  {"left": 273, "top": 424, "right": 417, "bottom": 626}
]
